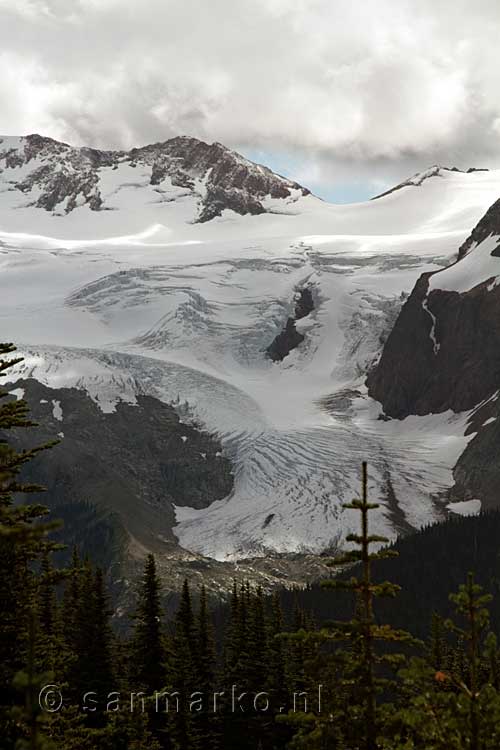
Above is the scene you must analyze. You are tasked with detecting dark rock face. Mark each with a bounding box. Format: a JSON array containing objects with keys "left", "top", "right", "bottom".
[
  {"left": 266, "top": 287, "right": 314, "bottom": 362},
  {"left": 367, "top": 200, "right": 500, "bottom": 419},
  {"left": 135, "top": 137, "right": 308, "bottom": 222},
  {"left": 458, "top": 198, "right": 500, "bottom": 260},
  {"left": 366, "top": 198, "right": 500, "bottom": 516},
  {"left": 366, "top": 276, "right": 500, "bottom": 418},
  {"left": 6, "top": 379, "right": 233, "bottom": 553},
  {"left": 449, "top": 396, "right": 500, "bottom": 510},
  {"left": 0, "top": 133, "right": 309, "bottom": 221},
  {"left": 3, "top": 379, "right": 339, "bottom": 607}
]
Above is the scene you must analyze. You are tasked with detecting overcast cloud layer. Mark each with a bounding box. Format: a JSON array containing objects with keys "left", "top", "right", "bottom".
[{"left": 1, "top": 0, "right": 499, "bottom": 199}]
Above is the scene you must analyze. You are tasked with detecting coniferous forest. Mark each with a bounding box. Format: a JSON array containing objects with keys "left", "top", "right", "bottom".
[{"left": 4, "top": 342, "right": 500, "bottom": 749}]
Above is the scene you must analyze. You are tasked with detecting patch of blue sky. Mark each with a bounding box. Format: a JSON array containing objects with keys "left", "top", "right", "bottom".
[{"left": 238, "top": 147, "right": 389, "bottom": 204}]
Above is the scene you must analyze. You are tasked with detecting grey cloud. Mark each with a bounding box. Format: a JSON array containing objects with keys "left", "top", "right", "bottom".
[{"left": 1, "top": 0, "right": 499, "bottom": 196}]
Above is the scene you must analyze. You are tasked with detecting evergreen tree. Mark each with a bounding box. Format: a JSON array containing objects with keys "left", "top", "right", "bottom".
[
  {"left": 428, "top": 612, "right": 448, "bottom": 673},
  {"left": 222, "top": 581, "right": 240, "bottom": 686},
  {"left": 91, "top": 568, "right": 115, "bottom": 699},
  {"left": 286, "top": 601, "right": 316, "bottom": 698},
  {"left": 171, "top": 578, "right": 197, "bottom": 750},
  {"left": 390, "top": 574, "right": 500, "bottom": 749},
  {"left": 36, "top": 541, "right": 68, "bottom": 684},
  {"left": 11, "top": 613, "right": 55, "bottom": 750},
  {"left": 246, "top": 586, "right": 268, "bottom": 693},
  {"left": 222, "top": 582, "right": 250, "bottom": 685},
  {"left": 285, "top": 462, "right": 414, "bottom": 750},
  {"left": 0, "top": 343, "right": 58, "bottom": 747},
  {"left": 66, "top": 559, "right": 115, "bottom": 723},
  {"left": 62, "top": 547, "right": 82, "bottom": 646},
  {"left": 266, "top": 594, "right": 293, "bottom": 749},
  {"left": 194, "top": 585, "right": 218, "bottom": 749},
  {"left": 131, "top": 554, "right": 167, "bottom": 694},
  {"left": 266, "top": 594, "right": 287, "bottom": 708},
  {"left": 39, "top": 549, "right": 56, "bottom": 639},
  {"left": 445, "top": 573, "right": 497, "bottom": 750}
]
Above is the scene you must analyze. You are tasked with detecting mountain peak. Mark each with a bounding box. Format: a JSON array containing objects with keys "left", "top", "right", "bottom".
[
  {"left": 0, "top": 133, "right": 310, "bottom": 222},
  {"left": 372, "top": 164, "right": 490, "bottom": 200}
]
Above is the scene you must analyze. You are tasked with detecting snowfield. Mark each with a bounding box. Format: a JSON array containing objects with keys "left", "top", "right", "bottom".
[{"left": 2, "top": 147, "right": 500, "bottom": 560}]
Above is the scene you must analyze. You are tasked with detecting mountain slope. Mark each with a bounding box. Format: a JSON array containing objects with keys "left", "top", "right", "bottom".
[
  {"left": 6, "top": 378, "right": 233, "bottom": 550},
  {"left": 2, "top": 138, "right": 500, "bottom": 566},
  {"left": 0, "top": 133, "right": 309, "bottom": 229},
  {"left": 277, "top": 510, "right": 500, "bottom": 640},
  {"left": 367, "top": 198, "right": 500, "bottom": 513},
  {"left": 367, "top": 198, "right": 500, "bottom": 418},
  {"left": 371, "top": 164, "right": 489, "bottom": 200}
]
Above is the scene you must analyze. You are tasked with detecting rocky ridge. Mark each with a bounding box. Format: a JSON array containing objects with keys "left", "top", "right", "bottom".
[
  {"left": 372, "top": 165, "right": 489, "bottom": 200},
  {"left": 6, "top": 378, "right": 233, "bottom": 552},
  {"left": 266, "top": 287, "right": 315, "bottom": 361},
  {"left": 6, "top": 378, "right": 334, "bottom": 610},
  {"left": 0, "top": 133, "right": 309, "bottom": 222},
  {"left": 367, "top": 198, "right": 500, "bottom": 418},
  {"left": 367, "top": 196, "right": 500, "bottom": 513}
]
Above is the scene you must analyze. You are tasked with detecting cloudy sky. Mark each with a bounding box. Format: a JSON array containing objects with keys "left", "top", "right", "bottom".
[{"left": 1, "top": 0, "right": 499, "bottom": 201}]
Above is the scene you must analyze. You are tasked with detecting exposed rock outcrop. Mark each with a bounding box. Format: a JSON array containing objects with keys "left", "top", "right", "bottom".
[
  {"left": 266, "top": 287, "right": 314, "bottom": 362},
  {"left": 366, "top": 275, "right": 500, "bottom": 417},
  {"left": 372, "top": 165, "right": 490, "bottom": 201},
  {"left": 367, "top": 199, "right": 500, "bottom": 418},
  {"left": 6, "top": 378, "right": 233, "bottom": 553},
  {"left": 458, "top": 198, "right": 500, "bottom": 260},
  {"left": 449, "top": 396, "right": 500, "bottom": 510},
  {"left": 0, "top": 133, "right": 309, "bottom": 222}
]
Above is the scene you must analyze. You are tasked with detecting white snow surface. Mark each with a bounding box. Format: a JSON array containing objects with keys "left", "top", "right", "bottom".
[
  {"left": 8, "top": 388, "right": 25, "bottom": 401},
  {"left": 2, "top": 158, "right": 500, "bottom": 559},
  {"left": 446, "top": 499, "right": 482, "bottom": 516},
  {"left": 51, "top": 400, "right": 63, "bottom": 421},
  {"left": 428, "top": 234, "right": 500, "bottom": 294}
]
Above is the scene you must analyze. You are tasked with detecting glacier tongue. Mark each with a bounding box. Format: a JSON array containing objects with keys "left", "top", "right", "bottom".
[{"left": 11, "top": 343, "right": 471, "bottom": 561}]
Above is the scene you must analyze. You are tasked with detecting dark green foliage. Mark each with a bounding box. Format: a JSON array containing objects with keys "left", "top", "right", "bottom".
[
  {"left": 385, "top": 575, "right": 500, "bottom": 749},
  {"left": 278, "top": 509, "right": 500, "bottom": 638},
  {"left": 6, "top": 338, "right": 500, "bottom": 748},
  {"left": 52, "top": 501, "right": 126, "bottom": 575},
  {"left": 171, "top": 578, "right": 198, "bottom": 750},
  {"left": 282, "top": 461, "right": 414, "bottom": 750},
  {"left": 0, "top": 344, "right": 59, "bottom": 748},
  {"left": 194, "top": 585, "right": 218, "bottom": 748},
  {"left": 11, "top": 613, "right": 55, "bottom": 750},
  {"left": 131, "top": 554, "right": 167, "bottom": 694}
]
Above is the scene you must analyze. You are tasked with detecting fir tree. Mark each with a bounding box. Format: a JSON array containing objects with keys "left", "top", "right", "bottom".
[
  {"left": 12, "top": 611, "right": 55, "bottom": 750},
  {"left": 286, "top": 462, "right": 414, "bottom": 749},
  {"left": 62, "top": 548, "right": 82, "bottom": 642},
  {"left": 222, "top": 581, "right": 240, "bottom": 686},
  {"left": 171, "top": 578, "right": 197, "bottom": 750},
  {"left": 90, "top": 568, "right": 115, "bottom": 699},
  {"left": 0, "top": 343, "right": 58, "bottom": 747},
  {"left": 391, "top": 574, "right": 500, "bottom": 749},
  {"left": 266, "top": 594, "right": 287, "bottom": 708},
  {"left": 36, "top": 541, "right": 68, "bottom": 682},
  {"left": 131, "top": 554, "right": 167, "bottom": 694},
  {"left": 445, "top": 572, "right": 495, "bottom": 750},
  {"left": 194, "top": 585, "right": 218, "bottom": 749},
  {"left": 60, "top": 546, "right": 82, "bottom": 683},
  {"left": 246, "top": 586, "right": 268, "bottom": 693},
  {"left": 428, "top": 611, "right": 448, "bottom": 675}
]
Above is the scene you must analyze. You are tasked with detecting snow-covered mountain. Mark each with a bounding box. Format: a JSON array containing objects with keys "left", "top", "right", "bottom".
[
  {"left": 367, "top": 195, "right": 500, "bottom": 513},
  {"left": 2, "top": 134, "right": 500, "bottom": 567},
  {"left": 0, "top": 133, "right": 308, "bottom": 230}
]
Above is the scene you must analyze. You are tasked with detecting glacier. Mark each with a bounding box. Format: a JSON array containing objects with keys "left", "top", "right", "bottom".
[{"left": 2, "top": 136, "right": 500, "bottom": 560}]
